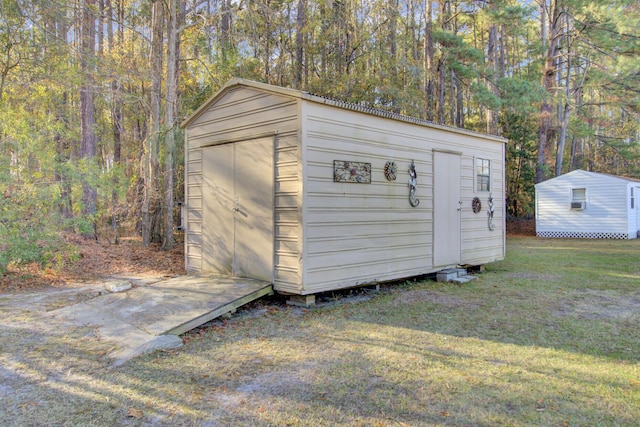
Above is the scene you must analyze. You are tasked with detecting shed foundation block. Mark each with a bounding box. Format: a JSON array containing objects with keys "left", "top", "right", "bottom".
[
  {"left": 437, "top": 269, "right": 459, "bottom": 282},
  {"left": 437, "top": 268, "right": 470, "bottom": 283},
  {"left": 287, "top": 294, "right": 316, "bottom": 307}
]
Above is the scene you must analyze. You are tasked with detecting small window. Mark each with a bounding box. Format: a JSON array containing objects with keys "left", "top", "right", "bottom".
[
  {"left": 572, "top": 188, "right": 586, "bottom": 202},
  {"left": 571, "top": 188, "right": 586, "bottom": 210},
  {"left": 476, "top": 158, "right": 490, "bottom": 192},
  {"left": 631, "top": 188, "right": 635, "bottom": 209}
]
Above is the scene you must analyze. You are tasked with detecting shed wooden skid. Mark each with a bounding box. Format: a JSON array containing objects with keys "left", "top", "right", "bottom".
[
  {"left": 535, "top": 169, "right": 640, "bottom": 239},
  {"left": 182, "top": 78, "right": 506, "bottom": 295}
]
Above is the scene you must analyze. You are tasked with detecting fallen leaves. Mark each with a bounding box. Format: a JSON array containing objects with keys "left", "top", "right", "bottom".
[
  {"left": 0, "top": 234, "right": 185, "bottom": 293},
  {"left": 535, "top": 399, "right": 546, "bottom": 412},
  {"left": 19, "top": 401, "right": 39, "bottom": 411},
  {"left": 126, "top": 408, "right": 144, "bottom": 419}
]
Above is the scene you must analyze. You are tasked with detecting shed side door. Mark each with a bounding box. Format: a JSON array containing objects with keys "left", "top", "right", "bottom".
[{"left": 433, "top": 151, "right": 461, "bottom": 267}]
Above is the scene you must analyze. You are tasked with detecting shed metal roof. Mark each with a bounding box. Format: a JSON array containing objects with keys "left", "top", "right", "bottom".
[{"left": 181, "top": 78, "right": 507, "bottom": 144}]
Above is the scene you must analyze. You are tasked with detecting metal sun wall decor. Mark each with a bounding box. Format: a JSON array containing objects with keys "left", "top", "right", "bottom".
[
  {"left": 408, "top": 160, "right": 420, "bottom": 207},
  {"left": 384, "top": 161, "right": 398, "bottom": 181},
  {"left": 334, "top": 160, "right": 371, "bottom": 183}
]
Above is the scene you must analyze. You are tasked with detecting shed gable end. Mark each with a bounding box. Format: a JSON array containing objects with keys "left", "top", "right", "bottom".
[{"left": 183, "top": 85, "right": 303, "bottom": 292}]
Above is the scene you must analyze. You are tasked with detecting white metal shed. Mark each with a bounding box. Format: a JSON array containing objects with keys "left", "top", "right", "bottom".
[
  {"left": 182, "top": 78, "right": 506, "bottom": 295},
  {"left": 535, "top": 169, "right": 640, "bottom": 239}
]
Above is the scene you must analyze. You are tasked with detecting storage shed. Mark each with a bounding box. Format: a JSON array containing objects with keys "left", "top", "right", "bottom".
[
  {"left": 535, "top": 169, "right": 640, "bottom": 239},
  {"left": 182, "top": 78, "right": 506, "bottom": 296}
]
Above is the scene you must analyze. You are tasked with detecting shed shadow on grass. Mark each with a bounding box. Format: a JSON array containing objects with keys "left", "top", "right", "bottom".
[
  {"left": 2, "top": 236, "right": 639, "bottom": 425},
  {"left": 3, "top": 286, "right": 638, "bottom": 426}
]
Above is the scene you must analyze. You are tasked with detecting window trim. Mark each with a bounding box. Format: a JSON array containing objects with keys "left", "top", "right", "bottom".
[
  {"left": 476, "top": 158, "right": 491, "bottom": 192},
  {"left": 570, "top": 187, "right": 587, "bottom": 210},
  {"left": 571, "top": 187, "right": 587, "bottom": 202}
]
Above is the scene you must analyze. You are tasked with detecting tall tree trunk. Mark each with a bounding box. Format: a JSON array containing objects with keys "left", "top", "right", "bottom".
[
  {"left": 456, "top": 75, "right": 464, "bottom": 128},
  {"left": 436, "top": 1, "right": 451, "bottom": 125},
  {"left": 423, "top": 0, "right": 435, "bottom": 121},
  {"left": 486, "top": 22, "right": 499, "bottom": 135},
  {"left": 161, "top": 0, "right": 182, "bottom": 250},
  {"left": 569, "top": 87, "right": 586, "bottom": 170},
  {"left": 555, "top": 100, "right": 570, "bottom": 176},
  {"left": 333, "top": 0, "right": 347, "bottom": 76},
  {"left": 449, "top": 69, "right": 456, "bottom": 125},
  {"left": 55, "top": 92, "right": 73, "bottom": 220},
  {"left": 80, "top": 0, "right": 98, "bottom": 236},
  {"left": 220, "top": 0, "right": 233, "bottom": 62},
  {"left": 437, "top": 58, "right": 445, "bottom": 124},
  {"left": 387, "top": 0, "right": 399, "bottom": 112},
  {"left": 555, "top": 14, "right": 587, "bottom": 177},
  {"left": 294, "top": 0, "right": 306, "bottom": 89},
  {"left": 142, "top": 0, "right": 164, "bottom": 245},
  {"left": 555, "top": 25, "right": 571, "bottom": 177},
  {"left": 536, "top": 1, "right": 563, "bottom": 183},
  {"left": 48, "top": 11, "right": 73, "bottom": 220},
  {"left": 261, "top": 2, "right": 271, "bottom": 81},
  {"left": 107, "top": 0, "right": 124, "bottom": 243}
]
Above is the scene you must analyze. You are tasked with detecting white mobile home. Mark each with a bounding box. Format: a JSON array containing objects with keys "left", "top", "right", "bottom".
[
  {"left": 182, "top": 78, "right": 506, "bottom": 295},
  {"left": 535, "top": 169, "right": 640, "bottom": 239}
]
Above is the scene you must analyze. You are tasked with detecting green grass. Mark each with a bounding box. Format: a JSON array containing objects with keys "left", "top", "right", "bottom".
[{"left": 1, "top": 237, "right": 639, "bottom": 426}]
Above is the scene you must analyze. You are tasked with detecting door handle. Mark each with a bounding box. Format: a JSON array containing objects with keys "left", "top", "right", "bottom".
[{"left": 457, "top": 201, "right": 463, "bottom": 211}]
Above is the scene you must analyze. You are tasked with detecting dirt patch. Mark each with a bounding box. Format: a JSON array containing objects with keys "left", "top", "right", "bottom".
[
  {"left": 392, "top": 289, "right": 479, "bottom": 309},
  {"left": 554, "top": 289, "right": 640, "bottom": 320},
  {"left": 506, "top": 272, "right": 560, "bottom": 281}
]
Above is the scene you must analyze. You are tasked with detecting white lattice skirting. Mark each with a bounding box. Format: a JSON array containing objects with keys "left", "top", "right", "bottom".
[{"left": 537, "top": 231, "right": 630, "bottom": 239}]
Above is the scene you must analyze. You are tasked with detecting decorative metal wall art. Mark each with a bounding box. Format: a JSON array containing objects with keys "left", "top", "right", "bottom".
[
  {"left": 472, "top": 197, "right": 482, "bottom": 213},
  {"left": 408, "top": 160, "right": 420, "bottom": 207},
  {"left": 334, "top": 160, "right": 371, "bottom": 183},
  {"left": 487, "top": 193, "right": 495, "bottom": 230},
  {"left": 384, "top": 161, "right": 398, "bottom": 181}
]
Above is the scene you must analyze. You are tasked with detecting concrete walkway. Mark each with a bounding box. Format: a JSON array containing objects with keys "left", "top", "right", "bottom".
[{"left": 49, "top": 274, "right": 273, "bottom": 366}]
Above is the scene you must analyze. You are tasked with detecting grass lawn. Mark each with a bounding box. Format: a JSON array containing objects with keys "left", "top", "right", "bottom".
[{"left": 1, "top": 236, "right": 639, "bottom": 426}]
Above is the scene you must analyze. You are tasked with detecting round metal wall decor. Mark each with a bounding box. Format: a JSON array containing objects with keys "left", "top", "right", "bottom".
[
  {"left": 472, "top": 197, "right": 482, "bottom": 213},
  {"left": 384, "top": 161, "right": 398, "bottom": 181}
]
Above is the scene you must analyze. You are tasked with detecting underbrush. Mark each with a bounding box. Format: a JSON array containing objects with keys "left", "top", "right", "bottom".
[{"left": 0, "top": 223, "right": 78, "bottom": 276}]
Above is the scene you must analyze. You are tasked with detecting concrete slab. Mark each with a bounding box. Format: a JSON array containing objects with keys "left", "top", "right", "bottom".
[
  {"left": 451, "top": 275, "right": 478, "bottom": 284},
  {"left": 49, "top": 274, "right": 273, "bottom": 366},
  {"left": 437, "top": 269, "right": 458, "bottom": 282},
  {"left": 453, "top": 268, "right": 468, "bottom": 277}
]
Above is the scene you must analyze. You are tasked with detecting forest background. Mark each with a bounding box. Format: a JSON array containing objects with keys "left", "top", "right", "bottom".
[{"left": 1, "top": 0, "right": 639, "bottom": 274}]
